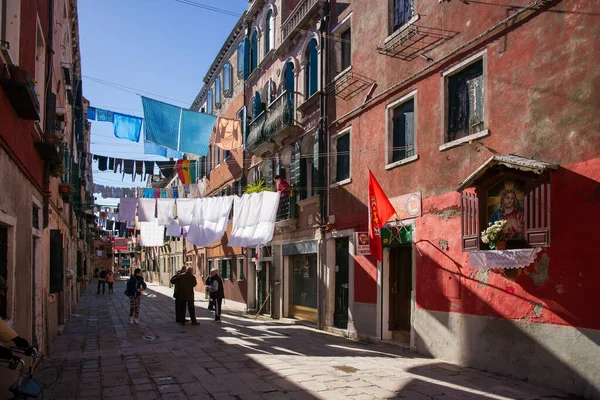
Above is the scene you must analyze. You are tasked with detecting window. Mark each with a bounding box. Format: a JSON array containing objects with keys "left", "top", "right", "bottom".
[
  {"left": 387, "top": 92, "right": 416, "bottom": 166},
  {"left": 237, "top": 258, "right": 244, "bottom": 281},
  {"left": 215, "top": 77, "right": 221, "bottom": 106},
  {"left": 215, "top": 147, "right": 221, "bottom": 166},
  {"left": 237, "top": 41, "right": 245, "bottom": 75},
  {"left": 207, "top": 259, "right": 212, "bottom": 278},
  {"left": 0, "top": 226, "right": 8, "bottom": 319},
  {"left": 332, "top": 128, "right": 351, "bottom": 185},
  {"left": 206, "top": 90, "right": 213, "bottom": 114},
  {"left": 392, "top": 0, "right": 414, "bottom": 32},
  {"left": 332, "top": 14, "right": 352, "bottom": 76},
  {"left": 207, "top": 144, "right": 213, "bottom": 172},
  {"left": 0, "top": 0, "right": 21, "bottom": 64},
  {"left": 251, "top": 29, "right": 258, "bottom": 71},
  {"left": 219, "top": 258, "right": 232, "bottom": 280},
  {"left": 304, "top": 38, "right": 319, "bottom": 99},
  {"left": 443, "top": 54, "right": 486, "bottom": 147},
  {"left": 35, "top": 20, "right": 46, "bottom": 124},
  {"left": 223, "top": 63, "right": 232, "bottom": 94},
  {"left": 264, "top": 9, "right": 273, "bottom": 55},
  {"left": 223, "top": 149, "right": 230, "bottom": 160}
]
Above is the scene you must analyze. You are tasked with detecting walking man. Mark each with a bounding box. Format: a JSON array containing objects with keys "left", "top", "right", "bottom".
[
  {"left": 170, "top": 267, "right": 187, "bottom": 323},
  {"left": 97, "top": 267, "right": 107, "bottom": 294},
  {"left": 209, "top": 268, "right": 224, "bottom": 323},
  {"left": 126, "top": 268, "right": 147, "bottom": 324},
  {"left": 175, "top": 268, "right": 199, "bottom": 325}
]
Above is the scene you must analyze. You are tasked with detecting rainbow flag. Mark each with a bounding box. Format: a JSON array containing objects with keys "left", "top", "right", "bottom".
[{"left": 176, "top": 160, "right": 197, "bottom": 184}]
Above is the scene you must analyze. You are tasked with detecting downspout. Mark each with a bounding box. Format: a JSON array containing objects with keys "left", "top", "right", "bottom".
[{"left": 317, "top": 0, "right": 330, "bottom": 331}]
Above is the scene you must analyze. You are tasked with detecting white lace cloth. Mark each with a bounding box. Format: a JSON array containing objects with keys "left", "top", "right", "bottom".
[{"left": 470, "top": 248, "right": 541, "bottom": 269}]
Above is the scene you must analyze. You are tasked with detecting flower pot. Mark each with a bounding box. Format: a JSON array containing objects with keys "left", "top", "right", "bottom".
[
  {"left": 59, "top": 186, "right": 70, "bottom": 194},
  {"left": 495, "top": 241, "right": 507, "bottom": 250}
]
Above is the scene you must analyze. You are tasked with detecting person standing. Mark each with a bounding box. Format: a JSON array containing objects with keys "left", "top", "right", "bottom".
[
  {"left": 97, "top": 267, "right": 107, "bottom": 294},
  {"left": 170, "top": 267, "right": 187, "bottom": 323},
  {"left": 209, "top": 268, "right": 224, "bottom": 323},
  {"left": 106, "top": 270, "right": 115, "bottom": 294},
  {"left": 126, "top": 268, "right": 147, "bottom": 324},
  {"left": 176, "top": 268, "right": 199, "bottom": 325}
]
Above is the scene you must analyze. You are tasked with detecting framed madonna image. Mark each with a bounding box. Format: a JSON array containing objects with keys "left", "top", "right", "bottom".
[{"left": 486, "top": 177, "right": 526, "bottom": 241}]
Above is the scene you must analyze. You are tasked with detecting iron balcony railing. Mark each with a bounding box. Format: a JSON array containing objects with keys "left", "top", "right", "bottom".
[
  {"left": 280, "top": 0, "right": 324, "bottom": 49},
  {"left": 247, "top": 91, "right": 296, "bottom": 153}
]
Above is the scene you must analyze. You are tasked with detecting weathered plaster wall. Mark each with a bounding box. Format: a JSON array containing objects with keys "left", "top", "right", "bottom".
[{"left": 413, "top": 308, "right": 600, "bottom": 398}]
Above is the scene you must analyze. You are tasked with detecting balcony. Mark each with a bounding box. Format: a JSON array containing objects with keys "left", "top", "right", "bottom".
[
  {"left": 0, "top": 65, "right": 40, "bottom": 120},
  {"left": 247, "top": 91, "right": 302, "bottom": 158},
  {"left": 276, "top": 193, "right": 297, "bottom": 230},
  {"left": 278, "top": 0, "right": 325, "bottom": 56}
]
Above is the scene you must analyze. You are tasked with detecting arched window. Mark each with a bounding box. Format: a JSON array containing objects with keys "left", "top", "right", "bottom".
[
  {"left": 304, "top": 39, "right": 318, "bottom": 98},
  {"left": 237, "top": 41, "right": 244, "bottom": 75},
  {"left": 265, "top": 10, "right": 273, "bottom": 55},
  {"left": 215, "top": 76, "right": 221, "bottom": 106},
  {"left": 251, "top": 29, "right": 258, "bottom": 71},
  {"left": 207, "top": 90, "right": 213, "bottom": 114},
  {"left": 223, "top": 63, "right": 232, "bottom": 94},
  {"left": 284, "top": 62, "right": 295, "bottom": 108}
]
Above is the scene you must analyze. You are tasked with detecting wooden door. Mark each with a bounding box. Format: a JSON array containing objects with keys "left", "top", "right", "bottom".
[
  {"left": 334, "top": 238, "right": 349, "bottom": 329},
  {"left": 389, "top": 246, "right": 412, "bottom": 334}
]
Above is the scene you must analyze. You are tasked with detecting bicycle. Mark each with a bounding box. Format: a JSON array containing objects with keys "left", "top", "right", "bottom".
[{"left": 0, "top": 346, "right": 44, "bottom": 399}]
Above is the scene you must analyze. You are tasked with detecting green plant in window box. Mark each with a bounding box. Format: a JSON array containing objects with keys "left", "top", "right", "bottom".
[
  {"left": 245, "top": 180, "right": 274, "bottom": 194},
  {"left": 50, "top": 162, "right": 66, "bottom": 178}
]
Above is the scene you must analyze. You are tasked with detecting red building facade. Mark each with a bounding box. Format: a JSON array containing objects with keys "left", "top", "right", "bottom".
[{"left": 326, "top": 0, "right": 599, "bottom": 397}]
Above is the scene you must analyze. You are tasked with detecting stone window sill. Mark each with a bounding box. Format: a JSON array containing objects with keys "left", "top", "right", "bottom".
[
  {"left": 385, "top": 154, "right": 419, "bottom": 170},
  {"left": 439, "top": 129, "right": 489, "bottom": 152},
  {"left": 330, "top": 178, "right": 351, "bottom": 189},
  {"left": 333, "top": 66, "right": 352, "bottom": 83}
]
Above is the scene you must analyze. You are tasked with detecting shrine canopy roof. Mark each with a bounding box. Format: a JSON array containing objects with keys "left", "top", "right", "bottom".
[{"left": 456, "top": 155, "right": 558, "bottom": 192}]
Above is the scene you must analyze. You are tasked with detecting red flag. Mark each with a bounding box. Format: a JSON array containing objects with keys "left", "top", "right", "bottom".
[{"left": 368, "top": 171, "right": 396, "bottom": 262}]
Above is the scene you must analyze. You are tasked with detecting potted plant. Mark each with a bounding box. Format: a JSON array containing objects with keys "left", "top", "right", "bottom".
[
  {"left": 50, "top": 162, "right": 66, "bottom": 178},
  {"left": 59, "top": 183, "right": 73, "bottom": 194},
  {"left": 244, "top": 180, "right": 273, "bottom": 194},
  {"left": 480, "top": 220, "right": 516, "bottom": 250}
]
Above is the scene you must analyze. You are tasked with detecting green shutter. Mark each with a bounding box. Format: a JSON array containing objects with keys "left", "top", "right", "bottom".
[
  {"left": 313, "top": 131, "right": 319, "bottom": 195},
  {"left": 226, "top": 259, "right": 231, "bottom": 279}
]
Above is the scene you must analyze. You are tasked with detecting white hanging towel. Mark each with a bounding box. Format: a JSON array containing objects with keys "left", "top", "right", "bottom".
[
  {"left": 228, "top": 192, "right": 280, "bottom": 248},
  {"left": 187, "top": 196, "right": 234, "bottom": 247},
  {"left": 176, "top": 199, "right": 195, "bottom": 227},
  {"left": 118, "top": 198, "right": 137, "bottom": 222},
  {"left": 137, "top": 198, "right": 156, "bottom": 222},
  {"left": 139, "top": 219, "right": 165, "bottom": 247},
  {"left": 166, "top": 219, "right": 182, "bottom": 237},
  {"left": 157, "top": 199, "right": 176, "bottom": 226}
]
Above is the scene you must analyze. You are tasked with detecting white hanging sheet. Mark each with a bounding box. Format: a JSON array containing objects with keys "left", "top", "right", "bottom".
[
  {"left": 187, "top": 196, "right": 234, "bottom": 247},
  {"left": 118, "top": 198, "right": 137, "bottom": 222},
  {"left": 228, "top": 192, "right": 280, "bottom": 248},
  {"left": 176, "top": 199, "right": 195, "bottom": 227},
  {"left": 140, "top": 219, "right": 165, "bottom": 247},
  {"left": 157, "top": 199, "right": 176, "bottom": 226},
  {"left": 166, "top": 219, "right": 182, "bottom": 237},
  {"left": 137, "top": 199, "right": 156, "bottom": 222}
]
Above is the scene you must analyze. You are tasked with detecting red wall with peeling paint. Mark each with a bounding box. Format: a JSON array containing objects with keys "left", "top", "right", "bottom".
[
  {"left": 415, "top": 159, "right": 600, "bottom": 330},
  {"left": 327, "top": 0, "right": 600, "bottom": 329}
]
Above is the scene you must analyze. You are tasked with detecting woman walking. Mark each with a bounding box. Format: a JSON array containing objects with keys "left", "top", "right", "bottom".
[
  {"left": 126, "top": 268, "right": 147, "bottom": 324},
  {"left": 106, "top": 270, "right": 115, "bottom": 294}
]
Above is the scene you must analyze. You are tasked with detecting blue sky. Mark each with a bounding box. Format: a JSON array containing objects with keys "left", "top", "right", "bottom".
[{"left": 80, "top": 0, "right": 248, "bottom": 192}]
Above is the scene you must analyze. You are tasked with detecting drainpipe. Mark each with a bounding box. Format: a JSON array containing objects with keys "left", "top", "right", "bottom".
[{"left": 317, "top": 0, "right": 330, "bottom": 331}]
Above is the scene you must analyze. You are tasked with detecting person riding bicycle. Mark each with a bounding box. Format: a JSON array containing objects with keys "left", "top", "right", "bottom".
[{"left": 0, "top": 317, "right": 30, "bottom": 361}]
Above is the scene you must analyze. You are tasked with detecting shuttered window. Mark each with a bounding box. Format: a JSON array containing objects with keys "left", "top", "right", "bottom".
[
  {"left": 461, "top": 190, "right": 480, "bottom": 252},
  {"left": 391, "top": 98, "right": 415, "bottom": 163},
  {"left": 251, "top": 30, "right": 258, "bottom": 72},
  {"left": 447, "top": 60, "right": 484, "bottom": 142},
  {"left": 215, "top": 76, "right": 222, "bottom": 106},
  {"left": 334, "top": 132, "right": 350, "bottom": 183},
  {"left": 237, "top": 41, "right": 245, "bottom": 75},
  {"left": 525, "top": 181, "right": 551, "bottom": 246}
]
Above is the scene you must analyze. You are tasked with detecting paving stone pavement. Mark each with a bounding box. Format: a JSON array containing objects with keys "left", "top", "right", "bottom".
[{"left": 40, "top": 280, "right": 572, "bottom": 400}]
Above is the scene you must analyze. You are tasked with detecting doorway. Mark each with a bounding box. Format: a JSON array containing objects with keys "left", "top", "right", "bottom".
[
  {"left": 334, "top": 237, "right": 349, "bottom": 329},
  {"left": 256, "top": 261, "right": 270, "bottom": 315},
  {"left": 388, "top": 246, "right": 412, "bottom": 342}
]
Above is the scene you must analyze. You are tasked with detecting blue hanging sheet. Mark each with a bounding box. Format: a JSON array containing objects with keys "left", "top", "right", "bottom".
[
  {"left": 144, "top": 140, "right": 182, "bottom": 159},
  {"left": 141, "top": 97, "right": 181, "bottom": 151},
  {"left": 141, "top": 96, "right": 216, "bottom": 157},
  {"left": 87, "top": 106, "right": 97, "bottom": 120},
  {"left": 178, "top": 109, "right": 217, "bottom": 156},
  {"left": 113, "top": 113, "right": 143, "bottom": 142}
]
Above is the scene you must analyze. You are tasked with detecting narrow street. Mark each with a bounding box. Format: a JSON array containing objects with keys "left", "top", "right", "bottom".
[{"left": 42, "top": 280, "right": 568, "bottom": 400}]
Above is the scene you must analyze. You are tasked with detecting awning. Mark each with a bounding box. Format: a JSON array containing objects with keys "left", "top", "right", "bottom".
[
  {"left": 456, "top": 155, "right": 558, "bottom": 191},
  {"left": 469, "top": 248, "right": 541, "bottom": 269}
]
